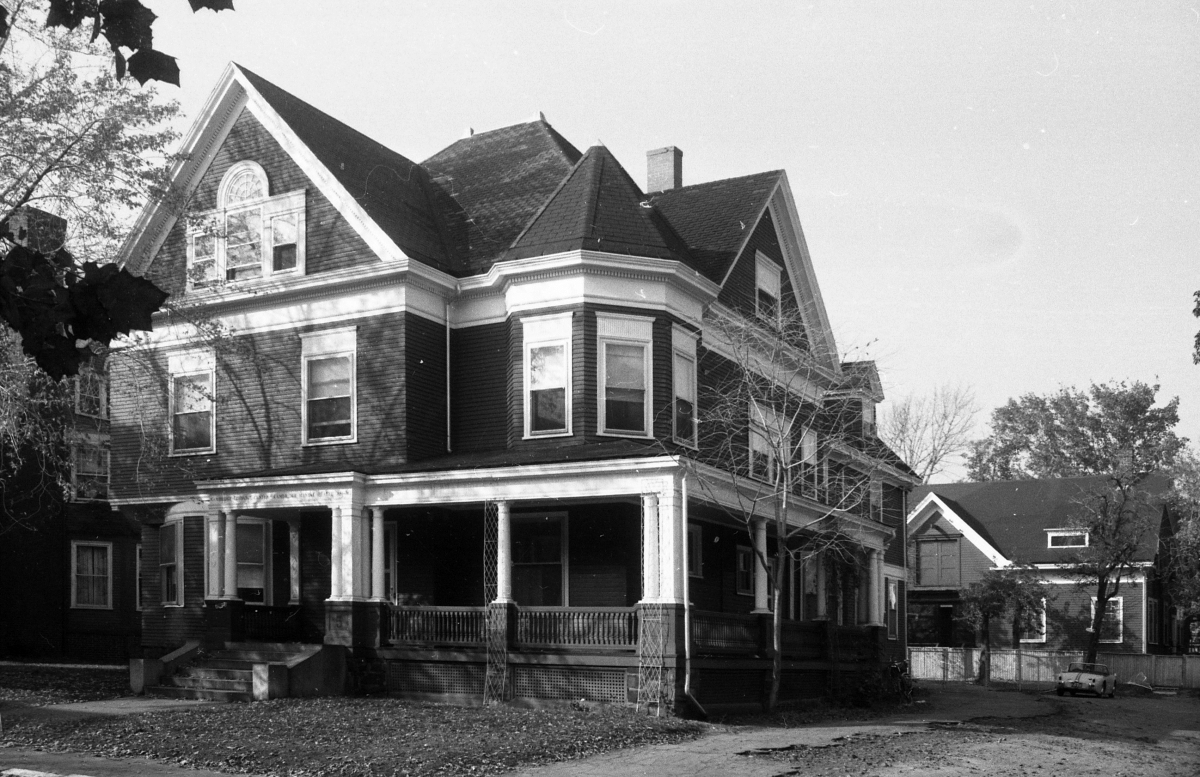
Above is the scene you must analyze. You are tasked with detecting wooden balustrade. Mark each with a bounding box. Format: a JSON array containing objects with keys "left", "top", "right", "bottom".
[
  {"left": 516, "top": 607, "right": 638, "bottom": 648},
  {"left": 780, "top": 619, "right": 825, "bottom": 660},
  {"left": 386, "top": 606, "right": 486, "bottom": 645}
]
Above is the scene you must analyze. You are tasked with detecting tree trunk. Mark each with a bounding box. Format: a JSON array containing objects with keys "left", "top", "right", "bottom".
[
  {"left": 766, "top": 492, "right": 787, "bottom": 712},
  {"left": 1086, "top": 578, "right": 1109, "bottom": 664},
  {"left": 979, "top": 614, "right": 991, "bottom": 685}
]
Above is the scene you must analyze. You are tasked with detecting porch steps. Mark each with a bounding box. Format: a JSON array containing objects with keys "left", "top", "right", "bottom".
[{"left": 148, "top": 642, "right": 312, "bottom": 702}]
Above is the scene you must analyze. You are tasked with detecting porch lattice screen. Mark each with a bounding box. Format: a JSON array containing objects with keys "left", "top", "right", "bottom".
[{"left": 483, "top": 501, "right": 509, "bottom": 703}]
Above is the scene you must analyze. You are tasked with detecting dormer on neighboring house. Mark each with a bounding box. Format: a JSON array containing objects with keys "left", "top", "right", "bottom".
[
  {"left": 906, "top": 475, "right": 1180, "bottom": 655},
  {"left": 109, "top": 64, "right": 918, "bottom": 711}
]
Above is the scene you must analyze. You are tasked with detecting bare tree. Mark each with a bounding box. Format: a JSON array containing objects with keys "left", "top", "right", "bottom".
[
  {"left": 1062, "top": 472, "right": 1165, "bottom": 664},
  {"left": 879, "top": 383, "right": 978, "bottom": 483},
  {"left": 681, "top": 303, "right": 899, "bottom": 710}
]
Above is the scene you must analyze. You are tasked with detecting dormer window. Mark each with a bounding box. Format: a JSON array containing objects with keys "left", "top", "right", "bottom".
[
  {"left": 187, "top": 161, "right": 306, "bottom": 289},
  {"left": 755, "top": 252, "right": 782, "bottom": 323},
  {"left": 1048, "top": 530, "right": 1088, "bottom": 548}
]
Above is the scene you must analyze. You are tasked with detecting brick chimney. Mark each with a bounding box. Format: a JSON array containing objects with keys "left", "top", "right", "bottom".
[{"left": 646, "top": 146, "right": 683, "bottom": 192}]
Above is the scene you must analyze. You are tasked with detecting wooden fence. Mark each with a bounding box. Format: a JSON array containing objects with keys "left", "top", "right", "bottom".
[{"left": 909, "top": 646, "right": 1200, "bottom": 689}]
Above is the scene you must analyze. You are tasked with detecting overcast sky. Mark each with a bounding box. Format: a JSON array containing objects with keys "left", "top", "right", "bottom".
[{"left": 144, "top": 0, "right": 1199, "bottom": 480}]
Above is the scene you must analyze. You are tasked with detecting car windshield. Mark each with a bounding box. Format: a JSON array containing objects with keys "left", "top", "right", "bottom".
[{"left": 1067, "top": 662, "right": 1107, "bottom": 674}]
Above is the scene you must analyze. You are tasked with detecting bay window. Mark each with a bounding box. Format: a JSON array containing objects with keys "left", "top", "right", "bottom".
[
  {"left": 598, "top": 313, "right": 653, "bottom": 437},
  {"left": 522, "top": 313, "right": 572, "bottom": 437},
  {"left": 673, "top": 326, "right": 698, "bottom": 446}
]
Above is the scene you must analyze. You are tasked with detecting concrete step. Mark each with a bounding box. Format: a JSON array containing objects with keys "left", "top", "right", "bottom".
[
  {"left": 147, "top": 684, "right": 251, "bottom": 703},
  {"left": 191, "top": 658, "right": 260, "bottom": 671},
  {"left": 225, "top": 641, "right": 311, "bottom": 653},
  {"left": 176, "top": 665, "right": 252, "bottom": 681},
  {"left": 212, "top": 651, "right": 300, "bottom": 663},
  {"left": 165, "top": 675, "right": 251, "bottom": 692}
]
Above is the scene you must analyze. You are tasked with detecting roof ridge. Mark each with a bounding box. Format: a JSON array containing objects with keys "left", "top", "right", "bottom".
[{"left": 502, "top": 145, "right": 597, "bottom": 253}]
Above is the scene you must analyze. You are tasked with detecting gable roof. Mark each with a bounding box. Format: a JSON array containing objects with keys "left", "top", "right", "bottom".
[
  {"left": 238, "top": 66, "right": 464, "bottom": 274},
  {"left": 647, "top": 171, "right": 782, "bottom": 283},
  {"left": 422, "top": 120, "right": 582, "bottom": 274},
  {"left": 504, "top": 145, "right": 694, "bottom": 263},
  {"left": 910, "top": 475, "right": 1171, "bottom": 566}
]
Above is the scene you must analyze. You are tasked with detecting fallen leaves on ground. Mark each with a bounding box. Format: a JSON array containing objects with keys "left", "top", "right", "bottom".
[
  {"left": 0, "top": 695, "right": 703, "bottom": 776},
  {"left": 0, "top": 665, "right": 129, "bottom": 706}
]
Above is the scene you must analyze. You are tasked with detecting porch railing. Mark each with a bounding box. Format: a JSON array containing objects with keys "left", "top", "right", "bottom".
[
  {"left": 692, "top": 611, "right": 761, "bottom": 653},
  {"left": 243, "top": 604, "right": 303, "bottom": 643},
  {"left": 386, "top": 606, "right": 486, "bottom": 646},
  {"left": 516, "top": 607, "right": 638, "bottom": 649},
  {"left": 829, "top": 624, "right": 875, "bottom": 662},
  {"left": 781, "top": 619, "right": 826, "bottom": 660}
]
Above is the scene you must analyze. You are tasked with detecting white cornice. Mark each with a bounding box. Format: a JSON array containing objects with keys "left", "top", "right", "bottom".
[{"left": 907, "top": 491, "right": 1010, "bottom": 568}]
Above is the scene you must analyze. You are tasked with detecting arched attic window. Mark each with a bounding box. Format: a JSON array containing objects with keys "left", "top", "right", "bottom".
[{"left": 188, "top": 161, "right": 306, "bottom": 288}]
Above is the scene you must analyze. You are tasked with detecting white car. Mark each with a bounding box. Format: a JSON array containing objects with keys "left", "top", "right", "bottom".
[{"left": 1056, "top": 662, "right": 1116, "bottom": 697}]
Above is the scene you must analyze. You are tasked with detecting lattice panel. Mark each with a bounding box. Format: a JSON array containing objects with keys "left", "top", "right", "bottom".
[
  {"left": 387, "top": 662, "right": 484, "bottom": 695},
  {"left": 512, "top": 666, "right": 627, "bottom": 703},
  {"left": 482, "top": 501, "right": 509, "bottom": 704}
]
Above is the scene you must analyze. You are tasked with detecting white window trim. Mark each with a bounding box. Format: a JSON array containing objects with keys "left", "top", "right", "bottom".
[
  {"left": 754, "top": 251, "right": 782, "bottom": 323},
  {"left": 522, "top": 313, "right": 573, "bottom": 439},
  {"left": 301, "top": 327, "right": 358, "bottom": 446},
  {"left": 749, "top": 401, "right": 790, "bottom": 483},
  {"left": 1091, "top": 596, "right": 1123, "bottom": 643},
  {"left": 688, "top": 524, "right": 703, "bottom": 578},
  {"left": 161, "top": 518, "right": 185, "bottom": 607},
  {"left": 187, "top": 161, "right": 307, "bottom": 289},
  {"left": 70, "top": 541, "right": 113, "bottom": 610},
  {"left": 735, "top": 545, "right": 754, "bottom": 596},
  {"left": 869, "top": 479, "right": 883, "bottom": 521},
  {"left": 75, "top": 368, "right": 108, "bottom": 419},
  {"left": 1020, "top": 597, "right": 1048, "bottom": 643},
  {"left": 862, "top": 400, "right": 876, "bottom": 437},
  {"left": 70, "top": 432, "right": 110, "bottom": 502},
  {"left": 1047, "top": 529, "right": 1089, "bottom": 548},
  {"left": 235, "top": 516, "right": 272, "bottom": 604},
  {"left": 168, "top": 350, "right": 217, "bottom": 456},
  {"left": 597, "top": 313, "right": 654, "bottom": 439},
  {"left": 672, "top": 326, "right": 699, "bottom": 448}
]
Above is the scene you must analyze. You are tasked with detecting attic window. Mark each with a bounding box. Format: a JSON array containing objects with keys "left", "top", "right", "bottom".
[
  {"left": 755, "top": 252, "right": 782, "bottom": 323},
  {"left": 187, "top": 161, "right": 306, "bottom": 289},
  {"left": 1047, "top": 530, "right": 1088, "bottom": 548}
]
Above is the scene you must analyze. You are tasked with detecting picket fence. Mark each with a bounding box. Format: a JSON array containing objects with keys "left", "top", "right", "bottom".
[{"left": 908, "top": 646, "right": 1200, "bottom": 689}]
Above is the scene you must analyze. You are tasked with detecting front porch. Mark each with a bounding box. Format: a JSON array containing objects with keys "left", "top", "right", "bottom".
[{"left": 159, "top": 457, "right": 896, "bottom": 710}]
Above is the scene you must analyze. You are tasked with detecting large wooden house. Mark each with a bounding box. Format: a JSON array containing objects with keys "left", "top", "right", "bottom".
[{"left": 113, "top": 64, "right": 916, "bottom": 711}]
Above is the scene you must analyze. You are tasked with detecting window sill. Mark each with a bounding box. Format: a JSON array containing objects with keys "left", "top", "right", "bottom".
[
  {"left": 673, "top": 437, "right": 699, "bottom": 450},
  {"left": 522, "top": 430, "right": 573, "bottom": 440},
  {"left": 70, "top": 604, "right": 113, "bottom": 611},
  {"left": 598, "top": 430, "right": 652, "bottom": 440},
  {"left": 169, "top": 449, "right": 216, "bottom": 458},
  {"left": 302, "top": 437, "right": 358, "bottom": 447}
]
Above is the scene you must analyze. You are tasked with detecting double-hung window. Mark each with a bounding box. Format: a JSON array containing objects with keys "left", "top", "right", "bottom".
[
  {"left": 523, "top": 313, "right": 572, "bottom": 437},
  {"left": 76, "top": 367, "right": 107, "bottom": 418},
  {"left": 672, "top": 326, "right": 698, "bottom": 446},
  {"left": 169, "top": 351, "right": 215, "bottom": 455},
  {"left": 1092, "top": 597, "right": 1123, "bottom": 643},
  {"left": 749, "top": 402, "right": 788, "bottom": 483},
  {"left": 598, "top": 313, "right": 653, "bottom": 437},
  {"left": 236, "top": 519, "right": 269, "bottom": 603},
  {"left": 735, "top": 546, "right": 753, "bottom": 595},
  {"left": 798, "top": 428, "right": 821, "bottom": 498},
  {"left": 755, "top": 251, "right": 782, "bottom": 323},
  {"left": 886, "top": 578, "right": 899, "bottom": 639},
  {"left": 1021, "top": 597, "right": 1047, "bottom": 643},
  {"left": 160, "top": 519, "right": 184, "bottom": 606},
  {"left": 301, "top": 327, "right": 357, "bottom": 445},
  {"left": 187, "top": 161, "right": 306, "bottom": 289},
  {"left": 71, "top": 541, "right": 112, "bottom": 609},
  {"left": 71, "top": 433, "right": 110, "bottom": 501}
]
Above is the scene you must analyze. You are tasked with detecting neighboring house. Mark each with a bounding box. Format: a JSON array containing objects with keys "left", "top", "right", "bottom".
[
  {"left": 112, "top": 63, "right": 915, "bottom": 710},
  {"left": 0, "top": 362, "right": 142, "bottom": 663},
  {"left": 907, "top": 476, "right": 1182, "bottom": 654}
]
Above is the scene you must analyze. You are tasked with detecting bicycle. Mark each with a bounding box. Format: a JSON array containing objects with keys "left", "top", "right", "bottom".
[{"left": 889, "top": 659, "right": 914, "bottom": 704}]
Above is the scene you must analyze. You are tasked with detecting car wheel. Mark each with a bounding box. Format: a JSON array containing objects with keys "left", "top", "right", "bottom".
[{"left": 1056, "top": 688, "right": 1065, "bottom": 697}]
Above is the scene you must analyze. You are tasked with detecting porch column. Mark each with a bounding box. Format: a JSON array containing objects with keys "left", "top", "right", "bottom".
[
  {"left": 752, "top": 518, "right": 769, "bottom": 614},
  {"left": 370, "top": 508, "right": 385, "bottom": 602},
  {"left": 868, "top": 548, "right": 882, "bottom": 625},
  {"left": 330, "top": 506, "right": 344, "bottom": 599},
  {"left": 223, "top": 510, "right": 238, "bottom": 599},
  {"left": 496, "top": 500, "right": 512, "bottom": 603},
  {"left": 658, "top": 484, "right": 683, "bottom": 603},
  {"left": 288, "top": 519, "right": 301, "bottom": 605},
  {"left": 207, "top": 514, "right": 225, "bottom": 599},
  {"left": 640, "top": 493, "right": 660, "bottom": 602},
  {"left": 815, "top": 552, "right": 828, "bottom": 619}
]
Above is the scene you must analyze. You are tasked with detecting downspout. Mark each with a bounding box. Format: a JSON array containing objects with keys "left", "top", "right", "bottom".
[
  {"left": 445, "top": 300, "right": 451, "bottom": 453},
  {"left": 681, "top": 473, "right": 706, "bottom": 718}
]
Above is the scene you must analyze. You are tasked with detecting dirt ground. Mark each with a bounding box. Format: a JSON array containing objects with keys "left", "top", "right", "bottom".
[{"left": 751, "top": 687, "right": 1200, "bottom": 777}]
